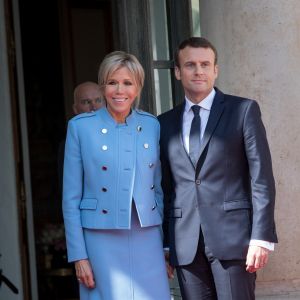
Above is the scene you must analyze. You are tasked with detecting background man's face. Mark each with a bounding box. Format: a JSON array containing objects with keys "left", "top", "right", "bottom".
[
  {"left": 175, "top": 46, "right": 218, "bottom": 103},
  {"left": 73, "top": 84, "right": 102, "bottom": 114}
]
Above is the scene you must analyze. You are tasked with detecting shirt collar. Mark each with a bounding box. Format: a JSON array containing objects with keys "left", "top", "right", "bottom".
[{"left": 184, "top": 88, "right": 216, "bottom": 112}]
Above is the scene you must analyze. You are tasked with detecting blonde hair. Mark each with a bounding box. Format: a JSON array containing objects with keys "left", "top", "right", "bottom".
[{"left": 98, "top": 51, "right": 145, "bottom": 108}]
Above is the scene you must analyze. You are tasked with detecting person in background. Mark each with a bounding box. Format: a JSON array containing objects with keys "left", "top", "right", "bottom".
[
  {"left": 63, "top": 51, "right": 170, "bottom": 300},
  {"left": 159, "top": 37, "right": 277, "bottom": 300},
  {"left": 58, "top": 81, "right": 103, "bottom": 193},
  {"left": 72, "top": 81, "right": 103, "bottom": 114}
]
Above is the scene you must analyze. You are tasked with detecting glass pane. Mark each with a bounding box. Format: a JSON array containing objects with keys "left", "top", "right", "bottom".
[
  {"left": 192, "top": 0, "right": 201, "bottom": 36},
  {"left": 149, "top": 0, "right": 169, "bottom": 60},
  {"left": 153, "top": 69, "right": 173, "bottom": 115}
]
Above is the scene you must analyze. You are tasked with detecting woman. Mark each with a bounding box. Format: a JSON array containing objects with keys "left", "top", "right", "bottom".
[{"left": 63, "top": 51, "right": 170, "bottom": 299}]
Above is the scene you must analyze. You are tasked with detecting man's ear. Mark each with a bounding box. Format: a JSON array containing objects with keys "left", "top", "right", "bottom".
[
  {"left": 214, "top": 64, "right": 219, "bottom": 78},
  {"left": 174, "top": 66, "right": 181, "bottom": 80},
  {"left": 72, "top": 104, "right": 78, "bottom": 115}
]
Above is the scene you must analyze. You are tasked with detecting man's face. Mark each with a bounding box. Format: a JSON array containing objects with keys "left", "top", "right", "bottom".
[
  {"left": 175, "top": 46, "right": 218, "bottom": 103},
  {"left": 73, "top": 84, "right": 103, "bottom": 114}
]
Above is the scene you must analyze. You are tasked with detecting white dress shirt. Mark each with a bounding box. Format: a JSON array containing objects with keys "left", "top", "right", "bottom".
[
  {"left": 182, "top": 89, "right": 215, "bottom": 153},
  {"left": 182, "top": 88, "right": 274, "bottom": 251}
]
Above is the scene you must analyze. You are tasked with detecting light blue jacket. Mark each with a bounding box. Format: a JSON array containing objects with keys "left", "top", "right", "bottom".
[{"left": 63, "top": 107, "right": 163, "bottom": 262}]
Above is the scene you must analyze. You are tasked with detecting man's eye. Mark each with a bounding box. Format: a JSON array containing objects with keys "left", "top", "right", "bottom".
[
  {"left": 185, "top": 63, "right": 194, "bottom": 68},
  {"left": 95, "top": 98, "right": 102, "bottom": 103},
  {"left": 81, "top": 99, "right": 91, "bottom": 105}
]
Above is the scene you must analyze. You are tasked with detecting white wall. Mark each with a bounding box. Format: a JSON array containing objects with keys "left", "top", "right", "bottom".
[
  {"left": 0, "top": 1, "right": 23, "bottom": 299},
  {"left": 200, "top": 0, "right": 300, "bottom": 293}
]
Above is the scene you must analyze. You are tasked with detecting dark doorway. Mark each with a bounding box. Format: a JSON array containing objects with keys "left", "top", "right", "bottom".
[{"left": 18, "top": 0, "right": 112, "bottom": 298}]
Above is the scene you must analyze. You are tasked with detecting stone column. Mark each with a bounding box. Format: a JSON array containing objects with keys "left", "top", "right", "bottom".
[{"left": 200, "top": 0, "right": 300, "bottom": 295}]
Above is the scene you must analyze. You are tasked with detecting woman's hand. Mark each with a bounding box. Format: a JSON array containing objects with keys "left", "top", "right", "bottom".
[
  {"left": 75, "top": 259, "right": 95, "bottom": 288},
  {"left": 164, "top": 250, "right": 175, "bottom": 279}
]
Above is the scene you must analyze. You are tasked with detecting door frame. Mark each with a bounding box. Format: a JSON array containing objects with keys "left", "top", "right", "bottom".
[{"left": 7, "top": 0, "right": 38, "bottom": 298}]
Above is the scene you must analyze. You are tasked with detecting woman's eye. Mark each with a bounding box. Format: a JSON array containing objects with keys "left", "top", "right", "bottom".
[{"left": 124, "top": 81, "right": 133, "bottom": 86}]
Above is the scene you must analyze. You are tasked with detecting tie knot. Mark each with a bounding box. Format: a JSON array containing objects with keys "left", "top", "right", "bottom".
[{"left": 191, "top": 105, "right": 200, "bottom": 115}]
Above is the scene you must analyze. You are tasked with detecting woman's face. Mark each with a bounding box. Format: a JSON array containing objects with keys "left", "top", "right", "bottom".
[{"left": 104, "top": 67, "right": 139, "bottom": 123}]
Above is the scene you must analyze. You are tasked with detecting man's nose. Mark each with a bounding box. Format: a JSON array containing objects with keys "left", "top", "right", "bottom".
[
  {"left": 195, "top": 64, "right": 204, "bottom": 74},
  {"left": 89, "top": 100, "right": 99, "bottom": 111}
]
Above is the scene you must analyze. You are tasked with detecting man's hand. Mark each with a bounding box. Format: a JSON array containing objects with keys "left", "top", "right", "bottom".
[
  {"left": 164, "top": 250, "right": 175, "bottom": 279},
  {"left": 246, "top": 245, "right": 269, "bottom": 273},
  {"left": 75, "top": 259, "right": 95, "bottom": 288}
]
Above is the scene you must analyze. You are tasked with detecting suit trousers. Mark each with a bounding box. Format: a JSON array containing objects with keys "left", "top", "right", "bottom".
[{"left": 176, "top": 231, "right": 256, "bottom": 300}]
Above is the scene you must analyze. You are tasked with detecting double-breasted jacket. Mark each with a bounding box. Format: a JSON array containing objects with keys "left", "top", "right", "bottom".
[{"left": 63, "top": 107, "right": 163, "bottom": 262}]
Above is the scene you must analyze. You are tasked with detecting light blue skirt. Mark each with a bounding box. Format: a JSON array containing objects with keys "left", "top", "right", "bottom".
[{"left": 80, "top": 206, "right": 171, "bottom": 300}]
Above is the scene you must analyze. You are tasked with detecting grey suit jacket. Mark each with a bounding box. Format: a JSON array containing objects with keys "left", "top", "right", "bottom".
[{"left": 158, "top": 88, "right": 278, "bottom": 266}]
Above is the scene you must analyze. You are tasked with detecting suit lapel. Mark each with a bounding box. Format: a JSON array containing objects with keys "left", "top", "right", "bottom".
[{"left": 195, "top": 89, "right": 225, "bottom": 176}]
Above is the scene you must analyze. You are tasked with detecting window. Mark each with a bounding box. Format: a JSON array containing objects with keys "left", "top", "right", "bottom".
[
  {"left": 149, "top": 0, "right": 201, "bottom": 115},
  {"left": 149, "top": 0, "right": 173, "bottom": 114}
]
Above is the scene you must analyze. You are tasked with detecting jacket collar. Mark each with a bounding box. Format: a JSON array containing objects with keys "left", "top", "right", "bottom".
[{"left": 98, "top": 106, "right": 137, "bottom": 127}]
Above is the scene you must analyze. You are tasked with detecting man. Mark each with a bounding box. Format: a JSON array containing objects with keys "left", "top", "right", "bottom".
[
  {"left": 58, "top": 81, "right": 103, "bottom": 192},
  {"left": 158, "top": 37, "right": 277, "bottom": 300},
  {"left": 72, "top": 81, "right": 103, "bottom": 114}
]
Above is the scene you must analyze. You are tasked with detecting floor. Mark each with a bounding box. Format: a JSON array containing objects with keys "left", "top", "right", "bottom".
[{"left": 170, "top": 276, "right": 300, "bottom": 300}]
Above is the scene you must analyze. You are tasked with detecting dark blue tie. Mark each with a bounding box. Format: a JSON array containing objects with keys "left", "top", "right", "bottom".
[{"left": 189, "top": 105, "right": 201, "bottom": 167}]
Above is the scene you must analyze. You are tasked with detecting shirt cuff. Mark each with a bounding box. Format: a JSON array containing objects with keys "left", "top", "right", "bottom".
[{"left": 249, "top": 239, "right": 275, "bottom": 251}]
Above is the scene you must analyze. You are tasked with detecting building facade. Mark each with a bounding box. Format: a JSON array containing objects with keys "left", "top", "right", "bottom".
[{"left": 0, "top": 0, "right": 299, "bottom": 299}]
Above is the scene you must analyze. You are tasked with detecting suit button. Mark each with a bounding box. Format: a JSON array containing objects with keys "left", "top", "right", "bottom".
[
  {"left": 102, "top": 166, "right": 107, "bottom": 171},
  {"left": 102, "top": 209, "right": 108, "bottom": 214},
  {"left": 102, "top": 187, "right": 107, "bottom": 192},
  {"left": 150, "top": 184, "right": 155, "bottom": 190},
  {"left": 195, "top": 179, "right": 201, "bottom": 185}
]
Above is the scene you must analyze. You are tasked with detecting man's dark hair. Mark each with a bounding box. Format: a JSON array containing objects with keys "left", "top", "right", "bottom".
[{"left": 174, "top": 37, "right": 218, "bottom": 67}]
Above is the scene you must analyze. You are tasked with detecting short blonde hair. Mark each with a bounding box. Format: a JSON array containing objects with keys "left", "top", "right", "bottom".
[{"left": 98, "top": 51, "right": 145, "bottom": 108}]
